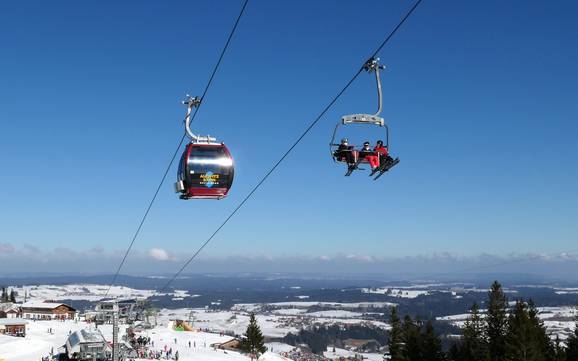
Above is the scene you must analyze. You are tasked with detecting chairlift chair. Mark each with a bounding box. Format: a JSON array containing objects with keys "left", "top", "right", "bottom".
[{"left": 329, "top": 58, "right": 398, "bottom": 177}]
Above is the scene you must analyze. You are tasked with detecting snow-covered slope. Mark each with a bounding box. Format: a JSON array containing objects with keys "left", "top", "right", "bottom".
[{"left": 0, "top": 319, "right": 291, "bottom": 361}]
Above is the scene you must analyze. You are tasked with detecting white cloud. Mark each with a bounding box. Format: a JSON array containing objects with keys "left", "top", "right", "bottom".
[
  {"left": 2, "top": 243, "right": 578, "bottom": 277},
  {"left": 0, "top": 243, "right": 15, "bottom": 254},
  {"left": 149, "top": 248, "right": 171, "bottom": 261},
  {"left": 345, "top": 254, "right": 376, "bottom": 263}
]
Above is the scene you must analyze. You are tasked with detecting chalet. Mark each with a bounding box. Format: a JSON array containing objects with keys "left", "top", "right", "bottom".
[
  {"left": 210, "top": 338, "right": 242, "bottom": 351},
  {"left": 0, "top": 318, "right": 28, "bottom": 337},
  {"left": 0, "top": 303, "right": 20, "bottom": 318},
  {"left": 21, "top": 301, "right": 76, "bottom": 320}
]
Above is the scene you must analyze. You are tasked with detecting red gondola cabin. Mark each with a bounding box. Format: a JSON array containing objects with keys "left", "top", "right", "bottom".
[{"left": 175, "top": 143, "right": 234, "bottom": 200}]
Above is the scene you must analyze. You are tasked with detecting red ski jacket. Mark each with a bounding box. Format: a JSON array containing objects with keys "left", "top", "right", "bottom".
[{"left": 374, "top": 146, "right": 389, "bottom": 156}]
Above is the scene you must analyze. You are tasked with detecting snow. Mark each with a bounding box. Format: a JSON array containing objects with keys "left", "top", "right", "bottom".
[
  {"left": 0, "top": 333, "right": 53, "bottom": 361},
  {"left": 12, "top": 284, "right": 196, "bottom": 303},
  {"left": 14, "top": 284, "right": 157, "bottom": 302},
  {"left": 323, "top": 347, "right": 384, "bottom": 361},
  {"left": 21, "top": 301, "right": 70, "bottom": 309},
  {"left": 0, "top": 319, "right": 87, "bottom": 361},
  {"left": 0, "top": 319, "right": 28, "bottom": 326},
  {"left": 172, "top": 290, "right": 191, "bottom": 298},
  {"left": 361, "top": 287, "right": 430, "bottom": 298},
  {"left": 0, "top": 318, "right": 294, "bottom": 361},
  {"left": 271, "top": 308, "right": 308, "bottom": 316},
  {"left": 266, "top": 342, "right": 295, "bottom": 353},
  {"left": 359, "top": 285, "right": 520, "bottom": 298},
  {"left": 538, "top": 306, "right": 578, "bottom": 318},
  {"left": 160, "top": 308, "right": 299, "bottom": 338},
  {"left": 437, "top": 313, "right": 474, "bottom": 321},
  {"left": 324, "top": 347, "right": 356, "bottom": 359},
  {"left": 437, "top": 306, "right": 578, "bottom": 339},
  {"left": 554, "top": 288, "right": 578, "bottom": 295},
  {"left": 306, "top": 310, "right": 364, "bottom": 318},
  {"left": 234, "top": 301, "right": 396, "bottom": 311},
  {"left": 158, "top": 307, "right": 390, "bottom": 339},
  {"left": 132, "top": 324, "right": 246, "bottom": 361}
]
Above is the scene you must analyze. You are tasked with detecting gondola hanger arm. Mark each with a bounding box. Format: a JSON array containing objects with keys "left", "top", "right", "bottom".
[{"left": 182, "top": 95, "right": 216, "bottom": 143}]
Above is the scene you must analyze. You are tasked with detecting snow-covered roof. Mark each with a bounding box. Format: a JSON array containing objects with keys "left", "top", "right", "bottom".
[
  {"left": 68, "top": 329, "right": 106, "bottom": 347},
  {"left": 0, "top": 318, "right": 28, "bottom": 326},
  {"left": 21, "top": 302, "right": 73, "bottom": 310},
  {"left": 0, "top": 303, "right": 20, "bottom": 312}
]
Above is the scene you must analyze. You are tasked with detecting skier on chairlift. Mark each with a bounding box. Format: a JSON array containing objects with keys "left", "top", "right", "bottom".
[
  {"left": 359, "top": 141, "right": 380, "bottom": 171},
  {"left": 374, "top": 140, "right": 392, "bottom": 167},
  {"left": 334, "top": 138, "right": 355, "bottom": 167}
]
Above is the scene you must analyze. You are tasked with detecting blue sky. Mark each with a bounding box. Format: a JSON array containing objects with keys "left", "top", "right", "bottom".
[{"left": 1, "top": 0, "right": 577, "bottom": 274}]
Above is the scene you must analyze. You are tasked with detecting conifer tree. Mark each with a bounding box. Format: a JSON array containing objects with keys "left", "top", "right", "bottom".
[
  {"left": 566, "top": 321, "right": 578, "bottom": 361},
  {"left": 422, "top": 320, "right": 446, "bottom": 361},
  {"left": 552, "top": 336, "right": 566, "bottom": 361},
  {"left": 403, "top": 315, "right": 422, "bottom": 361},
  {"left": 504, "top": 300, "right": 535, "bottom": 361},
  {"left": 241, "top": 313, "right": 267, "bottom": 359},
  {"left": 1, "top": 287, "right": 7, "bottom": 302},
  {"left": 9, "top": 289, "right": 16, "bottom": 303},
  {"left": 487, "top": 281, "right": 508, "bottom": 361},
  {"left": 447, "top": 343, "right": 461, "bottom": 361},
  {"left": 460, "top": 302, "right": 490, "bottom": 361},
  {"left": 388, "top": 307, "right": 407, "bottom": 361},
  {"left": 527, "top": 300, "right": 556, "bottom": 361},
  {"left": 504, "top": 299, "right": 553, "bottom": 361}
]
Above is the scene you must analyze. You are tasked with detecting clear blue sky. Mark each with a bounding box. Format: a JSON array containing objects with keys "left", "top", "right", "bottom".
[{"left": 1, "top": 0, "right": 577, "bottom": 273}]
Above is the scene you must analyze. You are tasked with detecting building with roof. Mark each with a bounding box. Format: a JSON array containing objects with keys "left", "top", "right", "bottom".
[
  {"left": 0, "top": 318, "right": 28, "bottom": 337},
  {"left": 66, "top": 328, "right": 111, "bottom": 361},
  {"left": 211, "top": 338, "right": 242, "bottom": 351},
  {"left": 21, "top": 301, "right": 76, "bottom": 320},
  {"left": 0, "top": 303, "right": 20, "bottom": 318}
]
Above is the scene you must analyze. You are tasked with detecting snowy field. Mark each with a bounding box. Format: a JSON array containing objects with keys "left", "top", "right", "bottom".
[
  {"left": 554, "top": 288, "right": 578, "bottom": 295},
  {"left": 360, "top": 284, "right": 522, "bottom": 299},
  {"left": 11, "top": 284, "right": 190, "bottom": 302},
  {"left": 361, "top": 287, "right": 430, "bottom": 298},
  {"left": 233, "top": 301, "right": 396, "bottom": 312},
  {"left": 158, "top": 307, "right": 390, "bottom": 338},
  {"left": 437, "top": 306, "right": 578, "bottom": 338},
  {"left": 172, "top": 304, "right": 390, "bottom": 339},
  {"left": 0, "top": 315, "right": 386, "bottom": 361},
  {"left": 323, "top": 347, "right": 384, "bottom": 361},
  {"left": 160, "top": 308, "right": 299, "bottom": 338}
]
